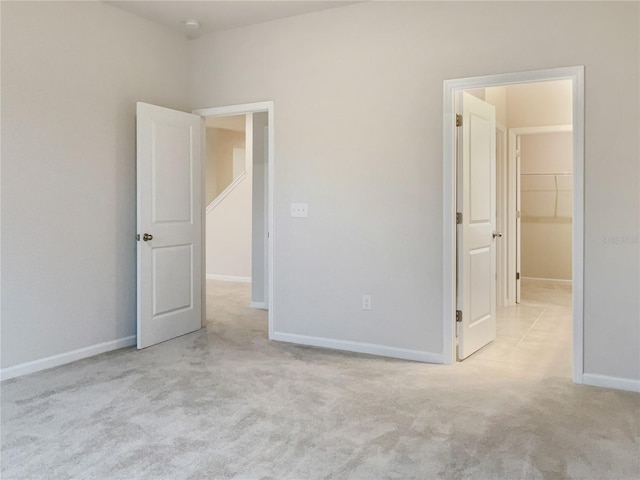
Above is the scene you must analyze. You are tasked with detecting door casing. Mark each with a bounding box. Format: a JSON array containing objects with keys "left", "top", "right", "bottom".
[
  {"left": 442, "top": 67, "right": 585, "bottom": 383},
  {"left": 193, "top": 102, "right": 275, "bottom": 339},
  {"left": 496, "top": 123, "right": 507, "bottom": 309}
]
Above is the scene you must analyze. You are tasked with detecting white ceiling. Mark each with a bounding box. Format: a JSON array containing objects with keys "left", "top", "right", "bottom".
[{"left": 105, "top": 1, "right": 359, "bottom": 38}]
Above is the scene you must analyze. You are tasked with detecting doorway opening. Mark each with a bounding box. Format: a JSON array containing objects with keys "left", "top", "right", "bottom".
[
  {"left": 443, "top": 67, "right": 584, "bottom": 384},
  {"left": 203, "top": 114, "right": 267, "bottom": 304},
  {"left": 194, "top": 102, "right": 275, "bottom": 338},
  {"left": 511, "top": 123, "right": 573, "bottom": 305}
]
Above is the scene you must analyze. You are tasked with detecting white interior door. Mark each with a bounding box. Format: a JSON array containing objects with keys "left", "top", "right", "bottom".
[
  {"left": 137, "top": 102, "right": 203, "bottom": 349},
  {"left": 457, "top": 92, "right": 497, "bottom": 359}
]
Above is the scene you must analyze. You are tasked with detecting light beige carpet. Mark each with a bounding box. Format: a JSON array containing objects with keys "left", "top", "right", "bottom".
[{"left": 1, "top": 280, "right": 638, "bottom": 479}]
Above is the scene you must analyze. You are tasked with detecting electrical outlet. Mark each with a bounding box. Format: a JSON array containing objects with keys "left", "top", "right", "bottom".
[
  {"left": 362, "top": 294, "right": 372, "bottom": 311},
  {"left": 290, "top": 203, "right": 308, "bottom": 217}
]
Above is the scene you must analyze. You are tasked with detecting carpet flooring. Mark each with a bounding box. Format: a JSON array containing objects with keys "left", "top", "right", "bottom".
[{"left": 1, "top": 280, "right": 638, "bottom": 479}]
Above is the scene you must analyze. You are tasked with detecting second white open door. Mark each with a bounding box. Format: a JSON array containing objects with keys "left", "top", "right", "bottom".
[{"left": 457, "top": 92, "right": 497, "bottom": 359}]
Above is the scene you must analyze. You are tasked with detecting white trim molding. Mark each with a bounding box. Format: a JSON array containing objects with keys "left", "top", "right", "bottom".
[
  {"left": 510, "top": 124, "right": 573, "bottom": 135},
  {"left": 0, "top": 335, "right": 137, "bottom": 381},
  {"left": 206, "top": 274, "right": 251, "bottom": 283},
  {"left": 249, "top": 301, "right": 268, "bottom": 310},
  {"left": 522, "top": 277, "right": 573, "bottom": 285},
  {"left": 206, "top": 172, "right": 246, "bottom": 214},
  {"left": 442, "top": 66, "right": 585, "bottom": 386},
  {"left": 582, "top": 374, "right": 640, "bottom": 393},
  {"left": 194, "top": 101, "right": 273, "bottom": 118},
  {"left": 271, "top": 332, "right": 443, "bottom": 364}
]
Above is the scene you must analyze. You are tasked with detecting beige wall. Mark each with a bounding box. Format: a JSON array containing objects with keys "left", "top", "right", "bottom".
[
  {"left": 520, "top": 132, "right": 573, "bottom": 174},
  {"left": 205, "top": 128, "right": 218, "bottom": 205},
  {"left": 205, "top": 127, "right": 246, "bottom": 204},
  {"left": 521, "top": 223, "right": 573, "bottom": 280},
  {"left": 205, "top": 115, "right": 251, "bottom": 279},
  {"left": 483, "top": 81, "right": 571, "bottom": 128},
  {"left": 206, "top": 119, "right": 252, "bottom": 279},
  {"left": 507, "top": 80, "right": 573, "bottom": 128},
  {"left": 520, "top": 132, "right": 573, "bottom": 280},
  {"left": 190, "top": 1, "right": 639, "bottom": 382},
  {"left": 1, "top": 1, "right": 190, "bottom": 368},
  {"left": 206, "top": 177, "right": 253, "bottom": 278}
]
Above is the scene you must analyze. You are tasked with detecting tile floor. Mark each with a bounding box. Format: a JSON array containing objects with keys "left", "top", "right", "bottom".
[{"left": 464, "top": 279, "right": 573, "bottom": 379}]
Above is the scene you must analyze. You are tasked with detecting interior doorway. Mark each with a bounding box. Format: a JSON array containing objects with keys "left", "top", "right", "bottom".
[
  {"left": 510, "top": 124, "right": 573, "bottom": 305},
  {"left": 443, "top": 67, "right": 585, "bottom": 384},
  {"left": 203, "top": 113, "right": 269, "bottom": 309},
  {"left": 496, "top": 116, "right": 575, "bottom": 378},
  {"left": 194, "top": 102, "right": 275, "bottom": 336},
  {"left": 204, "top": 114, "right": 251, "bottom": 283}
]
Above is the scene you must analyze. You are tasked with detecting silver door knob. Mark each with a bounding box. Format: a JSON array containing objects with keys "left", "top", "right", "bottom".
[
  {"left": 493, "top": 231, "right": 503, "bottom": 238},
  {"left": 143, "top": 233, "right": 153, "bottom": 241}
]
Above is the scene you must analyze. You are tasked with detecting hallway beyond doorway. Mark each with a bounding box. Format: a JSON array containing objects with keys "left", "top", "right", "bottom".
[{"left": 463, "top": 279, "right": 572, "bottom": 379}]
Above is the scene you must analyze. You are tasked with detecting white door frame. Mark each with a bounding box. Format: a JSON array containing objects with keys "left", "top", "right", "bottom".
[
  {"left": 508, "top": 124, "right": 573, "bottom": 304},
  {"left": 443, "top": 67, "right": 585, "bottom": 384},
  {"left": 496, "top": 122, "right": 507, "bottom": 308},
  {"left": 193, "top": 101, "right": 275, "bottom": 339}
]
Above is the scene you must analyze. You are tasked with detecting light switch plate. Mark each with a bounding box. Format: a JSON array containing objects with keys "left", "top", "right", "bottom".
[
  {"left": 290, "top": 203, "right": 308, "bottom": 217},
  {"left": 362, "top": 294, "right": 372, "bottom": 311}
]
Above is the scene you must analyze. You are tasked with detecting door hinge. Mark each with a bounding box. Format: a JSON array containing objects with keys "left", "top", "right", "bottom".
[
  {"left": 456, "top": 114, "right": 463, "bottom": 127},
  {"left": 456, "top": 212, "right": 462, "bottom": 224},
  {"left": 136, "top": 234, "right": 140, "bottom": 241},
  {"left": 516, "top": 210, "right": 521, "bottom": 219},
  {"left": 516, "top": 272, "right": 520, "bottom": 280},
  {"left": 456, "top": 310, "right": 462, "bottom": 322}
]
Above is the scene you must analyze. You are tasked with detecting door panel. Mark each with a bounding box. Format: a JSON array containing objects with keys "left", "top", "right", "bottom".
[
  {"left": 470, "top": 114, "right": 492, "bottom": 221},
  {"left": 458, "top": 92, "right": 497, "bottom": 359},
  {"left": 137, "top": 102, "right": 203, "bottom": 349},
  {"left": 153, "top": 123, "right": 194, "bottom": 222},
  {"left": 152, "top": 245, "right": 193, "bottom": 316}
]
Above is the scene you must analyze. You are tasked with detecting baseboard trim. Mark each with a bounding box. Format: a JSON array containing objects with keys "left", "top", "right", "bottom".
[
  {"left": 271, "top": 332, "right": 443, "bottom": 364},
  {"left": 206, "top": 274, "right": 251, "bottom": 283},
  {"left": 0, "top": 335, "right": 137, "bottom": 382},
  {"left": 521, "top": 277, "right": 572, "bottom": 285},
  {"left": 249, "top": 301, "right": 268, "bottom": 310},
  {"left": 582, "top": 373, "right": 640, "bottom": 393}
]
